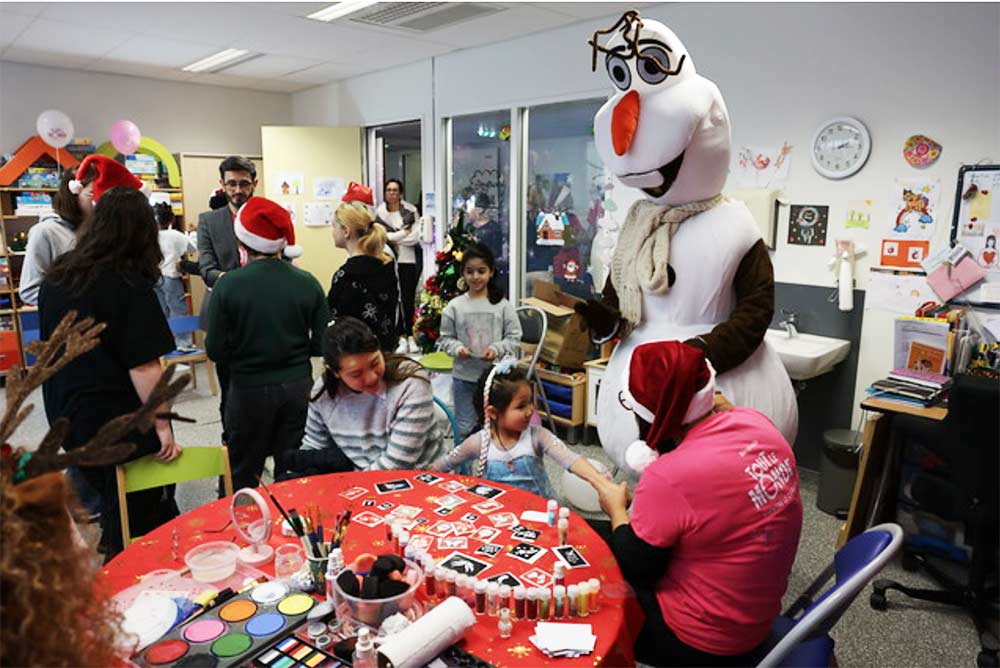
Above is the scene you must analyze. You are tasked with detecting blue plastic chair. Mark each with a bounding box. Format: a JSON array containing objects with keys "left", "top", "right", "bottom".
[
  {"left": 433, "top": 396, "right": 461, "bottom": 446},
  {"left": 757, "top": 523, "right": 904, "bottom": 667},
  {"left": 161, "top": 315, "right": 217, "bottom": 395}
]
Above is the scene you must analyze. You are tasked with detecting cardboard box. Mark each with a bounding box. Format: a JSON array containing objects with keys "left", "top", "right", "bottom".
[{"left": 520, "top": 280, "right": 591, "bottom": 369}]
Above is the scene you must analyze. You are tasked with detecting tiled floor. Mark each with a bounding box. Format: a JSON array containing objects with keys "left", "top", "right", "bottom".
[{"left": 6, "top": 367, "right": 989, "bottom": 667}]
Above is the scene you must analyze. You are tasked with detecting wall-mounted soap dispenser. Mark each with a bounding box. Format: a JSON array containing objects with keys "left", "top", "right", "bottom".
[{"left": 829, "top": 240, "right": 866, "bottom": 312}]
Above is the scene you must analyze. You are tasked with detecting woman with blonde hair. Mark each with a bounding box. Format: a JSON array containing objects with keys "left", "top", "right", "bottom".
[{"left": 327, "top": 183, "right": 400, "bottom": 350}]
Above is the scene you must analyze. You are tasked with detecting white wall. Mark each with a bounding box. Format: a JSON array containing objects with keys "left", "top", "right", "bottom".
[
  {"left": 0, "top": 61, "right": 293, "bottom": 154},
  {"left": 294, "top": 2, "right": 1000, "bottom": 417}
]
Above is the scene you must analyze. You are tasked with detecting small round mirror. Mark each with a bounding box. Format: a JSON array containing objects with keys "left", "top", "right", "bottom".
[{"left": 231, "top": 488, "right": 274, "bottom": 565}]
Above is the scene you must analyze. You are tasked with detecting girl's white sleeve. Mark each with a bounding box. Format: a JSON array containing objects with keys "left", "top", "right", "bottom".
[
  {"left": 430, "top": 433, "right": 481, "bottom": 471},
  {"left": 535, "top": 427, "right": 581, "bottom": 470},
  {"left": 437, "top": 301, "right": 465, "bottom": 356}
]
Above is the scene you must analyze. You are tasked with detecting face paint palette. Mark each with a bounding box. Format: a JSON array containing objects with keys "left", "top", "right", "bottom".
[
  {"left": 135, "top": 582, "right": 319, "bottom": 668},
  {"left": 248, "top": 635, "right": 344, "bottom": 668}
]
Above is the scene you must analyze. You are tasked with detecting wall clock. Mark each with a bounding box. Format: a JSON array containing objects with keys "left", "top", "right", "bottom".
[{"left": 811, "top": 116, "right": 871, "bottom": 179}]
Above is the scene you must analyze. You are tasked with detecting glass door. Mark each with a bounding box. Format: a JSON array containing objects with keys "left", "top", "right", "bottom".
[{"left": 366, "top": 120, "right": 422, "bottom": 211}]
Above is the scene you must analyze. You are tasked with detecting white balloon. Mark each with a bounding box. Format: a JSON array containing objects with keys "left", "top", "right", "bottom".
[
  {"left": 36, "top": 109, "right": 74, "bottom": 149},
  {"left": 561, "top": 457, "right": 610, "bottom": 513}
]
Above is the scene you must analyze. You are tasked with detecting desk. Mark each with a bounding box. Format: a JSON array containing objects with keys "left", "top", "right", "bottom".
[
  {"left": 837, "top": 399, "right": 948, "bottom": 547},
  {"left": 101, "top": 470, "right": 640, "bottom": 667}
]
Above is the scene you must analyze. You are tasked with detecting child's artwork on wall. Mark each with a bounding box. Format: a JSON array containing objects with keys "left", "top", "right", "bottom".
[
  {"left": 733, "top": 142, "right": 793, "bottom": 189},
  {"left": 272, "top": 172, "right": 304, "bottom": 196},
  {"left": 313, "top": 176, "right": 346, "bottom": 201},
  {"left": 880, "top": 239, "right": 930, "bottom": 269},
  {"left": 303, "top": 201, "right": 334, "bottom": 227},
  {"left": 976, "top": 225, "right": 1000, "bottom": 270},
  {"left": 787, "top": 204, "right": 828, "bottom": 246},
  {"left": 950, "top": 165, "right": 1000, "bottom": 308},
  {"left": 867, "top": 269, "right": 933, "bottom": 314},
  {"left": 535, "top": 212, "right": 566, "bottom": 246},
  {"left": 888, "top": 178, "right": 940, "bottom": 239},
  {"left": 844, "top": 199, "right": 873, "bottom": 229}
]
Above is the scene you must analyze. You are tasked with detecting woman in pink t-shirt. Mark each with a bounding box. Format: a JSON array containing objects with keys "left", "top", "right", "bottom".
[{"left": 594, "top": 341, "right": 803, "bottom": 667}]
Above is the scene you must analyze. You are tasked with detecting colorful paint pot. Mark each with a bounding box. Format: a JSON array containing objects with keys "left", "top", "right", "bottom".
[
  {"left": 244, "top": 612, "right": 285, "bottom": 637},
  {"left": 210, "top": 632, "right": 253, "bottom": 658},
  {"left": 145, "top": 639, "right": 189, "bottom": 665},
  {"left": 276, "top": 593, "right": 314, "bottom": 616},
  {"left": 182, "top": 618, "right": 226, "bottom": 643},
  {"left": 218, "top": 598, "right": 257, "bottom": 622}
]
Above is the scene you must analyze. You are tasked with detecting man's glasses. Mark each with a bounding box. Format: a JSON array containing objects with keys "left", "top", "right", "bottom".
[{"left": 223, "top": 180, "right": 254, "bottom": 190}]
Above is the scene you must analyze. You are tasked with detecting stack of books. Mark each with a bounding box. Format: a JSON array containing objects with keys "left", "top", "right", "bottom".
[
  {"left": 14, "top": 192, "right": 54, "bottom": 217},
  {"left": 868, "top": 367, "right": 951, "bottom": 407}
]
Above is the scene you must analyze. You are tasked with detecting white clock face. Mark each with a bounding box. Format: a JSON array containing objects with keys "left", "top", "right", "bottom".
[{"left": 812, "top": 117, "right": 871, "bottom": 179}]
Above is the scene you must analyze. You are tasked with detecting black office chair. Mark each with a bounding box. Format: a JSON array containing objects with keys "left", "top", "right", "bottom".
[{"left": 868, "top": 373, "right": 999, "bottom": 667}]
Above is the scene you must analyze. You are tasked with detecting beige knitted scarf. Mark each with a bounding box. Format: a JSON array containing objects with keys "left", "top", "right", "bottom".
[{"left": 611, "top": 194, "right": 725, "bottom": 327}]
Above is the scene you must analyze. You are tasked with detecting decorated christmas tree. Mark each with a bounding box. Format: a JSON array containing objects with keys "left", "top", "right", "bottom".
[{"left": 412, "top": 212, "right": 478, "bottom": 352}]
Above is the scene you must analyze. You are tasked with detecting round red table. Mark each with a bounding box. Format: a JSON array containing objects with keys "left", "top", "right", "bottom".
[{"left": 101, "top": 470, "right": 641, "bottom": 667}]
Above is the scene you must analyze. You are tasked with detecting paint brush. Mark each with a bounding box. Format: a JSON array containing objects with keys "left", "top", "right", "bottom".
[{"left": 256, "top": 475, "right": 295, "bottom": 532}]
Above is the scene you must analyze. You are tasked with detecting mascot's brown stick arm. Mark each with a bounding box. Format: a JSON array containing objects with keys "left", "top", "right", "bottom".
[{"left": 683, "top": 239, "right": 774, "bottom": 374}]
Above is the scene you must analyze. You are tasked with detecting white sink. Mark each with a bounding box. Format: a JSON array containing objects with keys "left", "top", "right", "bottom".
[{"left": 764, "top": 329, "right": 851, "bottom": 380}]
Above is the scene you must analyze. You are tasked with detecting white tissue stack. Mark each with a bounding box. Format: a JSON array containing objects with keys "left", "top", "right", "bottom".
[{"left": 528, "top": 622, "right": 597, "bottom": 658}]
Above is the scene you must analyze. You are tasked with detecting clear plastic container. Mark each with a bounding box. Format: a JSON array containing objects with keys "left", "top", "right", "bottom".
[
  {"left": 330, "top": 557, "right": 425, "bottom": 627},
  {"left": 184, "top": 541, "right": 239, "bottom": 583}
]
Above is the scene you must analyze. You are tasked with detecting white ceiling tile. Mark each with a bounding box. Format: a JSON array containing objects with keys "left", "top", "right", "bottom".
[
  {"left": 12, "top": 17, "right": 129, "bottom": 57},
  {"left": 141, "top": 4, "right": 253, "bottom": 48},
  {"left": 1, "top": 45, "right": 96, "bottom": 70},
  {"left": 0, "top": 3, "right": 48, "bottom": 18},
  {"left": 223, "top": 54, "right": 322, "bottom": 78},
  {"left": 531, "top": 2, "right": 657, "bottom": 20},
  {"left": 0, "top": 12, "right": 33, "bottom": 48},
  {"left": 284, "top": 60, "right": 370, "bottom": 84},
  {"left": 85, "top": 59, "right": 171, "bottom": 79},
  {"left": 102, "top": 36, "right": 223, "bottom": 68},
  {"left": 238, "top": 2, "right": 332, "bottom": 17},
  {"left": 187, "top": 71, "right": 281, "bottom": 91},
  {"left": 37, "top": 2, "right": 161, "bottom": 33},
  {"left": 242, "top": 78, "right": 315, "bottom": 93}
]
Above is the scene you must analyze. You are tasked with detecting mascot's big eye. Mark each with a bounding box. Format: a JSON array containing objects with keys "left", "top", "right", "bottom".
[
  {"left": 605, "top": 53, "right": 631, "bottom": 91},
  {"left": 637, "top": 46, "right": 671, "bottom": 85}
]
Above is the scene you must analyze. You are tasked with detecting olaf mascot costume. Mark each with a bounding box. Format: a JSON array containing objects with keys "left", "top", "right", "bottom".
[{"left": 577, "top": 11, "right": 798, "bottom": 470}]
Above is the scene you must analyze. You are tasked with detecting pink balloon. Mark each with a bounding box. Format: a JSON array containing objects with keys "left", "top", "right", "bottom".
[{"left": 109, "top": 119, "right": 142, "bottom": 155}]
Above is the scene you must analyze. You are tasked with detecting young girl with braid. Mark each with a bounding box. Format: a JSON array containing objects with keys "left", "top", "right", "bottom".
[{"left": 431, "top": 361, "right": 607, "bottom": 497}]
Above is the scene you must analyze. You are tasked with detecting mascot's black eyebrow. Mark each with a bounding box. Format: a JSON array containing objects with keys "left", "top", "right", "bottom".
[{"left": 589, "top": 10, "right": 686, "bottom": 78}]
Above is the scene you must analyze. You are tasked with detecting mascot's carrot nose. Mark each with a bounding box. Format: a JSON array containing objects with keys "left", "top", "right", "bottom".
[{"left": 611, "top": 90, "right": 640, "bottom": 156}]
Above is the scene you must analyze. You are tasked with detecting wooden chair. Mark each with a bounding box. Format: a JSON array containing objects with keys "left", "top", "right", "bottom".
[
  {"left": 161, "top": 315, "right": 217, "bottom": 396},
  {"left": 115, "top": 446, "right": 233, "bottom": 544}
]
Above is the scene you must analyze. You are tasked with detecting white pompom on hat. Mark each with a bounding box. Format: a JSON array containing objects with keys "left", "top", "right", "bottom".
[{"left": 234, "top": 197, "right": 302, "bottom": 258}]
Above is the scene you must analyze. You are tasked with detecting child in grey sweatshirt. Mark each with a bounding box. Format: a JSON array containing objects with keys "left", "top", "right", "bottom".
[{"left": 437, "top": 243, "right": 521, "bottom": 438}]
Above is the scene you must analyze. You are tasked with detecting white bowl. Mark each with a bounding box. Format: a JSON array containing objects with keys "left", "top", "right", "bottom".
[{"left": 184, "top": 541, "right": 239, "bottom": 583}]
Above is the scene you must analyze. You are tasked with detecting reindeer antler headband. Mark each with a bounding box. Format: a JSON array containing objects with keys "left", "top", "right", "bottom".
[
  {"left": 588, "top": 10, "right": 686, "bottom": 78},
  {"left": 0, "top": 312, "right": 191, "bottom": 485}
]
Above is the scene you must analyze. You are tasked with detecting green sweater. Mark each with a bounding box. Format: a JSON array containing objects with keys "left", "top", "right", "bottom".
[{"left": 205, "top": 258, "right": 329, "bottom": 386}]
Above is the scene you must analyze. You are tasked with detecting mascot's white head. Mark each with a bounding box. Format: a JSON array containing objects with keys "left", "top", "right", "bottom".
[{"left": 590, "top": 11, "right": 730, "bottom": 206}]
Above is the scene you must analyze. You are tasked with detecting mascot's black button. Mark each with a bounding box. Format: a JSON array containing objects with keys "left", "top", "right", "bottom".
[{"left": 668, "top": 264, "right": 676, "bottom": 287}]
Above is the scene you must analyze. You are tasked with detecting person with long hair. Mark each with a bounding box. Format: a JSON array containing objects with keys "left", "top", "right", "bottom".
[
  {"left": 375, "top": 178, "right": 422, "bottom": 353},
  {"left": 328, "top": 190, "right": 400, "bottom": 351},
  {"left": 278, "top": 317, "right": 446, "bottom": 477},
  {"left": 39, "top": 170, "right": 180, "bottom": 557},
  {"left": 1, "top": 472, "right": 125, "bottom": 667},
  {"left": 205, "top": 197, "right": 328, "bottom": 491},
  {"left": 18, "top": 164, "right": 98, "bottom": 305},
  {"left": 437, "top": 242, "right": 522, "bottom": 438}
]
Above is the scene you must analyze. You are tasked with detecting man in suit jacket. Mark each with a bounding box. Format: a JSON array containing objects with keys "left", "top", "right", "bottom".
[{"left": 198, "top": 155, "right": 257, "bottom": 446}]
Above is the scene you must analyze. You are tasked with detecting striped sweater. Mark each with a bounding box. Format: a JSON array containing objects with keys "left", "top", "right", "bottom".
[{"left": 300, "top": 375, "right": 446, "bottom": 470}]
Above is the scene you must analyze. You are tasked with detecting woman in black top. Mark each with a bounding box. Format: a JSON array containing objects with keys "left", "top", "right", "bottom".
[
  {"left": 328, "top": 200, "right": 400, "bottom": 350},
  {"left": 40, "top": 187, "right": 180, "bottom": 557}
]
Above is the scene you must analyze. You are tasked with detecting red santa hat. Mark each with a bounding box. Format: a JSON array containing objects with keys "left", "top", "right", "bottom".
[
  {"left": 234, "top": 197, "right": 302, "bottom": 259},
  {"left": 621, "top": 340, "right": 717, "bottom": 473},
  {"left": 68, "top": 154, "right": 150, "bottom": 202},
  {"left": 342, "top": 181, "right": 374, "bottom": 206}
]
